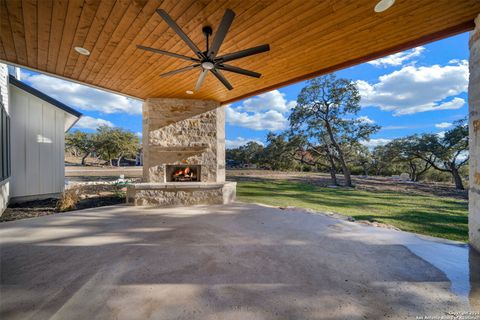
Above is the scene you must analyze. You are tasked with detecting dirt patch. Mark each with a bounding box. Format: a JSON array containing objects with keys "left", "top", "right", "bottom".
[
  {"left": 227, "top": 169, "right": 468, "bottom": 200},
  {"left": 1, "top": 184, "right": 127, "bottom": 223},
  {"left": 1, "top": 198, "right": 58, "bottom": 222}
]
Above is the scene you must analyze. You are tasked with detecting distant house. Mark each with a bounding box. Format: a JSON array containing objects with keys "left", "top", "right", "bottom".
[{"left": 0, "top": 64, "right": 81, "bottom": 213}]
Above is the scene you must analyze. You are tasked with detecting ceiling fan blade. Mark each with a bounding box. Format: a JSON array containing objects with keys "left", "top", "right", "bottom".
[
  {"left": 137, "top": 45, "right": 199, "bottom": 62},
  {"left": 215, "top": 44, "right": 270, "bottom": 63},
  {"left": 216, "top": 64, "right": 261, "bottom": 78},
  {"left": 160, "top": 64, "right": 200, "bottom": 77},
  {"left": 195, "top": 69, "right": 208, "bottom": 91},
  {"left": 208, "top": 9, "right": 235, "bottom": 58},
  {"left": 210, "top": 68, "right": 233, "bottom": 90},
  {"left": 156, "top": 9, "right": 205, "bottom": 59}
]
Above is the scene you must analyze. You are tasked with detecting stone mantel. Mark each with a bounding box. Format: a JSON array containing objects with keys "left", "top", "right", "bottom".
[{"left": 147, "top": 145, "right": 209, "bottom": 153}]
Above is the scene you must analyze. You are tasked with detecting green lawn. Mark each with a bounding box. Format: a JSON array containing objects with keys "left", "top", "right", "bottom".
[{"left": 236, "top": 180, "right": 468, "bottom": 242}]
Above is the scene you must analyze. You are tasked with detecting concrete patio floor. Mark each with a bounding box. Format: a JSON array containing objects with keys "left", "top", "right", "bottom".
[{"left": 0, "top": 203, "right": 479, "bottom": 320}]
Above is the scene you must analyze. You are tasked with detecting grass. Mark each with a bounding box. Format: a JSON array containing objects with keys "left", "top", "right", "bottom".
[{"left": 236, "top": 180, "right": 468, "bottom": 242}]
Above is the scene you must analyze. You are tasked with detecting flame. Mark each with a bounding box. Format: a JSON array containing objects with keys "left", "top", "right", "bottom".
[{"left": 172, "top": 166, "right": 196, "bottom": 180}]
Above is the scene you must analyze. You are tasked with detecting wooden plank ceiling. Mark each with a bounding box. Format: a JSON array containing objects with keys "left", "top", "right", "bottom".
[{"left": 1, "top": 0, "right": 479, "bottom": 104}]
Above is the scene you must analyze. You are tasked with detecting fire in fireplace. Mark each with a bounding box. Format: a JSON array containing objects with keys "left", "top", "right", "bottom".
[{"left": 166, "top": 165, "right": 201, "bottom": 182}]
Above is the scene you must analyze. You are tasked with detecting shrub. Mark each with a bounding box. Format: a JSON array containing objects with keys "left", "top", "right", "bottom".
[
  {"left": 112, "top": 183, "right": 126, "bottom": 198},
  {"left": 56, "top": 188, "right": 80, "bottom": 212}
]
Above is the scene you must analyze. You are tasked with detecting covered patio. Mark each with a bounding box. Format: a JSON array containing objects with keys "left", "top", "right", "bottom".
[
  {"left": 1, "top": 0, "right": 480, "bottom": 318},
  {"left": 1, "top": 203, "right": 478, "bottom": 319},
  {"left": 1, "top": 0, "right": 479, "bottom": 247}
]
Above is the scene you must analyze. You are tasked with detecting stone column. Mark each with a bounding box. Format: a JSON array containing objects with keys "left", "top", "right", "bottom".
[
  {"left": 469, "top": 14, "right": 480, "bottom": 252},
  {"left": 141, "top": 98, "right": 225, "bottom": 183},
  {"left": 216, "top": 105, "right": 226, "bottom": 183},
  {"left": 127, "top": 98, "right": 235, "bottom": 207}
]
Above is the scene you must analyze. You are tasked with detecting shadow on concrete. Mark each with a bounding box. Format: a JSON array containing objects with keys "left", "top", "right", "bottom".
[{"left": 0, "top": 203, "right": 478, "bottom": 319}]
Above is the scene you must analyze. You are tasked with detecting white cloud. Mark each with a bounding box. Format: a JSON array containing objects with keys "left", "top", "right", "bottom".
[
  {"left": 382, "top": 125, "right": 410, "bottom": 130},
  {"left": 74, "top": 116, "right": 114, "bottom": 130},
  {"left": 368, "top": 47, "right": 425, "bottom": 67},
  {"left": 357, "top": 60, "right": 468, "bottom": 116},
  {"left": 436, "top": 131, "right": 446, "bottom": 138},
  {"left": 357, "top": 116, "right": 375, "bottom": 124},
  {"left": 20, "top": 71, "right": 142, "bottom": 115},
  {"left": 226, "top": 137, "right": 264, "bottom": 149},
  {"left": 225, "top": 90, "right": 295, "bottom": 131},
  {"left": 135, "top": 132, "right": 143, "bottom": 138},
  {"left": 435, "top": 122, "right": 452, "bottom": 129},
  {"left": 361, "top": 138, "right": 391, "bottom": 148},
  {"left": 226, "top": 107, "right": 288, "bottom": 131},
  {"left": 238, "top": 90, "right": 296, "bottom": 113}
]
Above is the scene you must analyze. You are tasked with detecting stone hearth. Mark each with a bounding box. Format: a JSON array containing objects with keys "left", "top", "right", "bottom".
[{"left": 127, "top": 98, "right": 236, "bottom": 206}]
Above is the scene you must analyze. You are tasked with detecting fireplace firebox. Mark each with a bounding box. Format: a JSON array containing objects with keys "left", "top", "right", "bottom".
[{"left": 165, "top": 165, "right": 201, "bottom": 182}]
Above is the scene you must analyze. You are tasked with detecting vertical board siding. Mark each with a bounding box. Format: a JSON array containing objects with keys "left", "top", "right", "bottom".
[
  {"left": 11, "top": 88, "right": 27, "bottom": 196},
  {"left": 10, "top": 85, "right": 67, "bottom": 198},
  {"left": 26, "top": 97, "right": 41, "bottom": 195},
  {"left": 40, "top": 104, "right": 55, "bottom": 193},
  {"left": 55, "top": 111, "right": 65, "bottom": 193}
]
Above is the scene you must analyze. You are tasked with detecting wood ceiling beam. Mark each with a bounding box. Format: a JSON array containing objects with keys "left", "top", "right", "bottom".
[{"left": 0, "top": 0, "right": 478, "bottom": 103}]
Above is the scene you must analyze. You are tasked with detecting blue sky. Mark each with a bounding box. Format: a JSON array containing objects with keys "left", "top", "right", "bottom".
[{"left": 13, "top": 32, "right": 470, "bottom": 149}]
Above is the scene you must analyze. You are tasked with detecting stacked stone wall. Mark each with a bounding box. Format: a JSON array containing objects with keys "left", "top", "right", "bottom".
[{"left": 469, "top": 14, "right": 480, "bottom": 252}]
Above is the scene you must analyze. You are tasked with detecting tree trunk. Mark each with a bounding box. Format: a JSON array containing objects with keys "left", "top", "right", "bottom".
[
  {"left": 81, "top": 152, "right": 89, "bottom": 166},
  {"left": 324, "top": 121, "right": 352, "bottom": 187},
  {"left": 117, "top": 156, "right": 122, "bottom": 167},
  {"left": 338, "top": 158, "right": 352, "bottom": 187},
  {"left": 109, "top": 159, "right": 113, "bottom": 167},
  {"left": 451, "top": 167, "right": 464, "bottom": 190},
  {"left": 326, "top": 152, "right": 338, "bottom": 186},
  {"left": 416, "top": 163, "right": 431, "bottom": 182},
  {"left": 409, "top": 162, "right": 417, "bottom": 182}
]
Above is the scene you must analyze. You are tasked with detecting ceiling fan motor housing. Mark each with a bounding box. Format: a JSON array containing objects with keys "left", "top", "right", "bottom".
[
  {"left": 202, "top": 26, "right": 213, "bottom": 37},
  {"left": 201, "top": 61, "right": 215, "bottom": 70}
]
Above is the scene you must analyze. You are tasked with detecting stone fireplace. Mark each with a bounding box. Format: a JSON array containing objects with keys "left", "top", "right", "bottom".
[{"left": 127, "top": 98, "right": 236, "bottom": 206}]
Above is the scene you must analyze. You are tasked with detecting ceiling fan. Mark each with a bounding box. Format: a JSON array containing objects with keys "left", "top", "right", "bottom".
[{"left": 137, "top": 9, "right": 270, "bottom": 91}]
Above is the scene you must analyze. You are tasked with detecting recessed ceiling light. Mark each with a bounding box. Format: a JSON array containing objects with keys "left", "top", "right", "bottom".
[
  {"left": 186, "top": 90, "right": 194, "bottom": 95},
  {"left": 374, "top": 0, "right": 395, "bottom": 12},
  {"left": 74, "top": 46, "right": 90, "bottom": 56}
]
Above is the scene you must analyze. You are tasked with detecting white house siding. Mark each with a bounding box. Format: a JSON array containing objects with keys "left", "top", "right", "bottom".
[
  {"left": 9, "top": 85, "right": 68, "bottom": 200},
  {"left": 0, "top": 64, "right": 9, "bottom": 107},
  {"left": 0, "top": 63, "right": 9, "bottom": 214}
]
